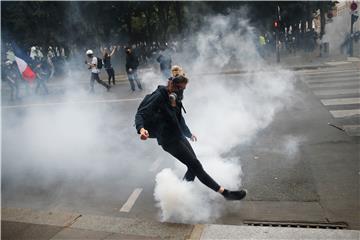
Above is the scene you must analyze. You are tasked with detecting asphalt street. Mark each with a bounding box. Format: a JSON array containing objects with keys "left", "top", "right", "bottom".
[{"left": 2, "top": 63, "right": 359, "bottom": 231}]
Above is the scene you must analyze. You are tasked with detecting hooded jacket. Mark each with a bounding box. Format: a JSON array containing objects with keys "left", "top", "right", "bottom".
[{"left": 135, "top": 85, "right": 192, "bottom": 146}]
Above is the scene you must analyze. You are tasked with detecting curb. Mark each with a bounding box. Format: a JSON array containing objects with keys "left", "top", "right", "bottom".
[
  {"left": 2, "top": 207, "right": 360, "bottom": 240},
  {"left": 1, "top": 207, "right": 194, "bottom": 240},
  {"left": 188, "top": 224, "right": 205, "bottom": 240}
]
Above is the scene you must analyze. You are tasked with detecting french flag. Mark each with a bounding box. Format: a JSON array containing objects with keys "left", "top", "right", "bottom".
[{"left": 12, "top": 42, "right": 36, "bottom": 83}]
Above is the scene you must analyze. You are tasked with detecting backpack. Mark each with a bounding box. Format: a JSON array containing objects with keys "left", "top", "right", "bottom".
[
  {"left": 137, "top": 93, "right": 158, "bottom": 138},
  {"left": 97, "top": 57, "right": 103, "bottom": 69},
  {"left": 136, "top": 90, "right": 187, "bottom": 138}
]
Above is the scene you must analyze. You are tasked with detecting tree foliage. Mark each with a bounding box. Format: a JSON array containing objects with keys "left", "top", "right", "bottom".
[{"left": 1, "top": 1, "right": 333, "bottom": 48}]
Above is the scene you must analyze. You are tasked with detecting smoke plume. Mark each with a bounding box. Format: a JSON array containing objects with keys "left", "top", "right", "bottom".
[{"left": 150, "top": 12, "right": 297, "bottom": 223}]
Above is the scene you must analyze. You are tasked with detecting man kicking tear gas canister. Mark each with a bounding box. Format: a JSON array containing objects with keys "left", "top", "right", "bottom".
[{"left": 134, "top": 67, "right": 247, "bottom": 201}]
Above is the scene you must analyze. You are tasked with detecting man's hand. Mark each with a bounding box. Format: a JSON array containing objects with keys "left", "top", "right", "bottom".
[
  {"left": 190, "top": 134, "right": 197, "bottom": 142},
  {"left": 128, "top": 68, "right": 133, "bottom": 72},
  {"left": 140, "top": 128, "right": 149, "bottom": 140}
]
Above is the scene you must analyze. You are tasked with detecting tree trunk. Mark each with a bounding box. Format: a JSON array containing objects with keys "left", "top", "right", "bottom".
[
  {"left": 174, "top": 2, "right": 183, "bottom": 35},
  {"left": 157, "top": 2, "right": 170, "bottom": 43},
  {"left": 125, "top": 13, "right": 132, "bottom": 42},
  {"left": 145, "top": 8, "right": 152, "bottom": 42},
  {"left": 320, "top": 2, "right": 326, "bottom": 39}
]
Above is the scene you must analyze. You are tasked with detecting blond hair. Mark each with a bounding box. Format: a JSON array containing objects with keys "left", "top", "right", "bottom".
[{"left": 171, "top": 65, "right": 185, "bottom": 77}]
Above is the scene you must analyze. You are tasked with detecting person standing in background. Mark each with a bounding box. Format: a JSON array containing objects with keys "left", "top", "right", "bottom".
[
  {"left": 101, "top": 46, "right": 116, "bottom": 86},
  {"left": 125, "top": 47, "right": 142, "bottom": 92}
]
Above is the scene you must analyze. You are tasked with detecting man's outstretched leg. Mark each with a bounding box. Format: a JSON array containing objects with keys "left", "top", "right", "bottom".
[
  {"left": 218, "top": 187, "right": 247, "bottom": 201},
  {"left": 162, "top": 138, "right": 247, "bottom": 201},
  {"left": 183, "top": 169, "right": 195, "bottom": 181}
]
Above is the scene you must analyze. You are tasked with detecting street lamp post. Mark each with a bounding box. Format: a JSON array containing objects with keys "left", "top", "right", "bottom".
[{"left": 276, "top": 5, "right": 281, "bottom": 63}]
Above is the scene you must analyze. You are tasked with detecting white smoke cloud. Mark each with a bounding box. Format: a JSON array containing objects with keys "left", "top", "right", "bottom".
[
  {"left": 2, "top": 9, "right": 302, "bottom": 225},
  {"left": 322, "top": 8, "right": 360, "bottom": 55},
  {"left": 153, "top": 12, "right": 298, "bottom": 223},
  {"left": 2, "top": 56, "right": 154, "bottom": 208}
]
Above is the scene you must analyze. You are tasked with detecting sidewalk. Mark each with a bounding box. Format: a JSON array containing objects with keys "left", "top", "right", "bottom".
[{"left": 2, "top": 207, "right": 359, "bottom": 240}]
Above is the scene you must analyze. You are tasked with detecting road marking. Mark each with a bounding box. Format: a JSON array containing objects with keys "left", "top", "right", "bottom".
[
  {"left": 326, "top": 61, "right": 352, "bottom": 65},
  {"left": 149, "top": 158, "right": 162, "bottom": 172},
  {"left": 329, "top": 109, "right": 360, "bottom": 118},
  {"left": 306, "top": 77, "right": 359, "bottom": 84},
  {"left": 314, "top": 89, "right": 360, "bottom": 96},
  {"left": 119, "top": 188, "right": 143, "bottom": 213},
  {"left": 304, "top": 69, "right": 359, "bottom": 75},
  {"left": 2, "top": 98, "right": 143, "bottom": 109},
  {"left": 321, "top": 98, "right": 360, "bottom": 106},
  {"left": 306, "top": 74, "right": 360, "bottom": 80},
  {"left": 308, "top": 81, "right": 360, "bottom": 88},
  {"left": 302, "top": 69, "right": 359, "bottom": 77},
  {"left": 303, "top": 70, "right": 359, "bottom": 76},
  {"left": 303, "top": 69, "right": 359, "bottom": 75}
]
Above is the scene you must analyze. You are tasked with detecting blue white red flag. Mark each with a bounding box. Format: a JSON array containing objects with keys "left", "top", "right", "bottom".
[{"left": 11, "top": 42, "right": 36, "bottom": 83}]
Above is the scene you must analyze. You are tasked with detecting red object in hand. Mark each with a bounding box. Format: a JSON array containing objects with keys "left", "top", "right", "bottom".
[{"left": 140, "top": 134, "right": 147, "bottom": 140}]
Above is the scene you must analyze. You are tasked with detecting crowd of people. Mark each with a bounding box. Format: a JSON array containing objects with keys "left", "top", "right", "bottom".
[
  {"left": 1, "top": 41, "right": 176, "bottom": 100},
  {"left": 2, "top": 44, "right": 68, "bottom": 100},
  {"left": 257, "top": 25, "right": 321, "bottom": 58},
  {"left": 3, "top": 25, "right": 355, "bottom": 101}
]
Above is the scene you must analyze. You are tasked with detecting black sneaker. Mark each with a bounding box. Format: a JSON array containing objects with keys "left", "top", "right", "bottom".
[{"left": 222, "top": 189, "right": 247, "bottom": 201}]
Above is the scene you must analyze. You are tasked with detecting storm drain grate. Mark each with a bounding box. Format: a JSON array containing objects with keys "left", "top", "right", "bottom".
[{"left": 244, "top": 220, "right": 348, "bottom": 229}]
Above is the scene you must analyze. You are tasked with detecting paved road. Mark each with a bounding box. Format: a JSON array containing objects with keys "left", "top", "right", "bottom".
[
  {"left": 2, "top": 63, "right": 359, "bottom": 231},
  {"left": 300, "top": 66, "right": 360, "bottom": 136}
]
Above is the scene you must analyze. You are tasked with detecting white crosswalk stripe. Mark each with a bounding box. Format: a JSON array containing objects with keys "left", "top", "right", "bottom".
[
  {"left": 321, "top": 98, "right": 360, "bottom": 106},
  {"left": 301, "top": 67, "right": 360, "bottom": 136},
  {"left": 313, "top": 88, "right": 359, "bottom": 96},
  {"left": 308, "top": 81, "right": 359, "bottom": 88},
  {"left": 306, "top": 76, "right": 359, "bottom": 83},
  {"left": 329, "top": 109, "right": 360, "bottom": 118}
]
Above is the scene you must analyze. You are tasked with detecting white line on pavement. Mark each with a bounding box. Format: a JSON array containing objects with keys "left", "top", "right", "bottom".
[
  {"left": 326, "top": 61, "right": 352, "bottom": 65},
  {"left": 306, "top": 74, "right": 360, "bottom": 80},
  {"left": 306, "top": 76, "right": 360, "bottom": 83},
  {"left": 314, "top": 89, "right": 360, "bottom": 96},
  {"left": 302, "top": 69, "right": 359, "bottom": 75},
  {"left": 329, "top": 109, "right": 360, "bottom": 118},
  {"left": 308, "top": 82, "right": 360, "bottom": 88},
  {"left": 2, "top": 98, "right": 143, "bottom": 109},
  {"left": 321, "top": 98, "right": 360, "bottom": 106},
  {"left": 149, "top": 158, "right": 162, "bottom": 172},
  {"left": 119, "top": 188, "right": 143, "bottom": 213}
]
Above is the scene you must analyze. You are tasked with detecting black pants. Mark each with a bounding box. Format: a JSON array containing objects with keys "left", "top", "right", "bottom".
[
  {"left": 6, "top": 78, "right": 20, "bottom": 100},
  {"left": 90, "top": 73, "right": 109, "bottom": 92},
  {"left": 162, "top": 138, "right": 221, "bottom": 192},
  {"left": 106, "top": 68, "right": 115, "bottom": 85},
  {"left": 35, "top": 77, "right": 49, "bottom": 95}
]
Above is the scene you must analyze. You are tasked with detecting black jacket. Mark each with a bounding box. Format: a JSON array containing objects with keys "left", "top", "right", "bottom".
[
  {"left": 125, "top": 53, "right": 139, "bottom": 73},
  {"left": 135, "top": 86, "right": 192, "bottom": 146}
]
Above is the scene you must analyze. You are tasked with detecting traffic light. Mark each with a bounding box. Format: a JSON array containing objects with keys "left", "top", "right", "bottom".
[
  {"left": 274, "top": 20, "right": 279, "bottom": 28},
  {"left": 350, "top": 2, "right": 358, "bottom": 12}
]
